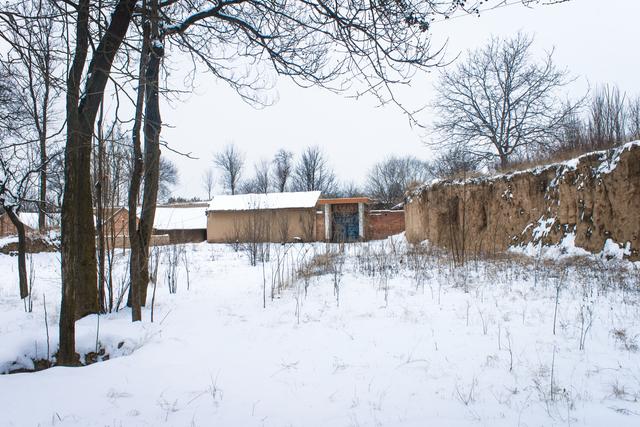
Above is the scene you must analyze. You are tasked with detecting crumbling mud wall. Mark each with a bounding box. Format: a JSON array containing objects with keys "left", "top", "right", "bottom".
[{"left": 405, "top": 142, "right": 640, "bottom": 260}]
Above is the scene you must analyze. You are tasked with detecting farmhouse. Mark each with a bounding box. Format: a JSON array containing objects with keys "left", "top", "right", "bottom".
[
  {"left": 206, "top": 191, "right": 405, "bottom": 243},
  {"left": 100, "top": 207, "right": 132, "bottom": 239},
  {"left": 95, "top": 204, "right": 208, "bottom": 248},
  {"left": 153, "top": 203, "right": 208, "bottom": 244},
  {"left": 206, "top": 191, "right": 321, "bottom": 243}
]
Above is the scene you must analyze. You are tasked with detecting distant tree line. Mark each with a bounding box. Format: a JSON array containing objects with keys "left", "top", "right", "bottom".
[
  {"left": 211, "top": 144, "right": 340, "bottom": 197},
  {"left": 210, "top": 143, "right": 449, "bottom": 208}
]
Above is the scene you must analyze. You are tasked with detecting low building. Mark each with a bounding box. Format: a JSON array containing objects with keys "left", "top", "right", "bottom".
[
  {"left": 153, "top": 203, "right": 208, "bottom": 244},
  {"left": 206, "top": 192, "right": 405, "bottom": 243},
  {"left": 98, "top": 204, "right": 208, "bottom": 248},
  {"left": 206, "top": 191, "right": 321, "bottom": 243}
]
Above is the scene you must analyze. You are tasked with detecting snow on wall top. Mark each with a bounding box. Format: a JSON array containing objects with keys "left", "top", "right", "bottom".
[
  {"left": 207, "top": 191, "right": 321, "bottom": 212},
  {"left": 152, "top": 206, "right": 208, "bottom": 230},
  {"left": 409, "top": 140, "right": 640, "bottom": 199}
]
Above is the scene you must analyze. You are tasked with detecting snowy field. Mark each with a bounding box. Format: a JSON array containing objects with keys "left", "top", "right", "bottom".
[{"left": 1, "top": 237, "right": 639, "bottom": 426}]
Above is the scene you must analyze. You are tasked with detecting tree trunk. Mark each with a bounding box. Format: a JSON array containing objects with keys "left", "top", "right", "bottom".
[
  {"left": 59, "top": 0, "right": 90, "bottom": 367},
  {"left": 38, "top": 129, "right": 47, "bottom": 233},
  {"left": 5, "top": 208, "right": 28, "bottom": 299},
  {"left": 499, "top": 153, "right": 508, "bottom": 169},
  {"left": 59, "top": 0, "right": 137, "bottom": 366},
  {"left": 128, "top": 10, "right": 150, "bottom": 322},
  {"left": 38, "top": 62, "right": 50, "bottom": 234},
  {"left": 138, "top": 28, "right": 164, "bottom": 307},
  {"left": 96, "top": 107, "right": 106, "bottom": 313}
]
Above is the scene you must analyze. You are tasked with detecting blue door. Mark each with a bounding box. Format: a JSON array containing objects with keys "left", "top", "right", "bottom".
[{"left": 333, "top": 212, "right": 359, "bottom": 242}]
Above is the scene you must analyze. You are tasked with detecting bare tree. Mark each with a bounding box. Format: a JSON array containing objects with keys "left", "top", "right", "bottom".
[
  {"left": 556, "top": 103, "right": 588, "bottom": 153},
  {"left": 272, "top": 149, "right": 293, "bottom": 192},
  {"left": 430, "top": 147, "right": 481, "bottom": 179},
  {"left": 254, "top": 159, "right": 271, "bottom": 194},
  {"left": 588, "top": 84, "right": 627, "bottom": 148},
  {"left": 202, "top": 167, "right": 215, "bottom": 200},
  {"left": 45, "top": 152, "right": 64, "bottom": 210},
  {"left": 432, "top": 33, "right": 577, "bottom": 169},
  {"left": 337, "top": 181, "right": 364, "bottom": 198},
  {"left": 94, "top": 123, "right": 131, "bottom": 313},
  {"left": 158, "top": 156, "right": 179, "bottom": 202},
  {"left": 242, "top": 159, "right": 270, "bottom": 194},
  {"left": 58, "top": 0, "right": 138, "bottom": 365},
  {"left": 291, "top": 146, "right": 336, "bottom": 194},
  {"left": 521, "top": 85, "right": 639, "bottom": 163},
  {"left": 629, "top": 95, "right": 640, "bottom": 141},
  {"left": 214, "top": 143, "right": 244, "bottom": 195},
  {"left": 0, "top": 0, "right": 62, "bottom": 233},
  {"left": 127, "top": 5, "right": 151, "bottom": 323},
  {"left": 0, "top": 62, "right": 35, "bottom": 303},
  {"left": 366, "top": 156, "right": 432, "bottom": 207},
  {"left": 131, "top": 0, "right": 164, "bottom": 320},
  {"left": 0, "top": 154, "right": 39, "bottom": 303}
]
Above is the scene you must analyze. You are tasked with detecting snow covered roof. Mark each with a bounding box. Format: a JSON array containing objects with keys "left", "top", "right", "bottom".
[
  {"left": 14, "top": 212, "right": 61, "bottom": 230},
  {"left": 152, "top": 206, "right": 208, "bottom": 230},
  {"left": 207, "top": 191, "right": 321, "bottom": 212},
  {"left": 17, "top": 213, "right": 39, "bottom": 230}
]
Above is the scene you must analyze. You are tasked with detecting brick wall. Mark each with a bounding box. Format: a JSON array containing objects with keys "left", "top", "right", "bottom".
[
  {"left": 366, "top": 210, "right": 405, "bottom": 240},
  {"left": 102, "top": 209, "right": 131, "bottom": 239}
]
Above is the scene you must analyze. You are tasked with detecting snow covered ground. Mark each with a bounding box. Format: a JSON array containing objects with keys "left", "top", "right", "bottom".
[{"left": 1, "top": 237, "right": 639, "bottom": 426}]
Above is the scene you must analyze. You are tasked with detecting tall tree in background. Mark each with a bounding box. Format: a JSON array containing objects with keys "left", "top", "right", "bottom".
[
  {"left": 214, "top": 144, "right": 244, "bottom": 195},
  {"left": 272, "top": 149, "right": 293, "bottom": 192},
  {"left": 202, "top": 168, "right": 215, "bottom": 200},
  {"left": 254, "top": 160, "right": 270, "bottom": 194},
  {"left": 554, "top": 84, "right": 640, "bottom": 156},
  {"left": 430, "top": 147, "right": 481, "bottom": 179},
  {"left": 629, "top": 96, "right": 640, "bottom": 141},
  {"left": 0, "top": 0, "right": 62, "bottom": 233},
  {"left": 366, "top": 156, "right": 432, "bottom": 207},
  {"left": 291, "top": 146, "right": 336, "bottom": 195},
  {"left": 588, "top": 84, "right": 627, "bottom": 148},
  {"left": 432, "top": 33, "right": 576, "bottom": 169},
  {"left": 241, "top": 160, "right": 270, "bottom": 194},
  {"left": 158, "top": 157, "right": 179, "bottom": 202},
  {"left": 0, "top": 59, "right": 34, "bottom": 302}
]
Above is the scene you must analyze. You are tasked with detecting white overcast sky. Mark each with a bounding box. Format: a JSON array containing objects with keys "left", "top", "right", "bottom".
[{"left": 159, "top": 0, "right": 640, "bottom": 200}]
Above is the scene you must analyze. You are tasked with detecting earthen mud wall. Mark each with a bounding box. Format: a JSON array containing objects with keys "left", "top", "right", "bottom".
[{"left": 405, "top": 142, "right": 640, "bottom": 260}]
